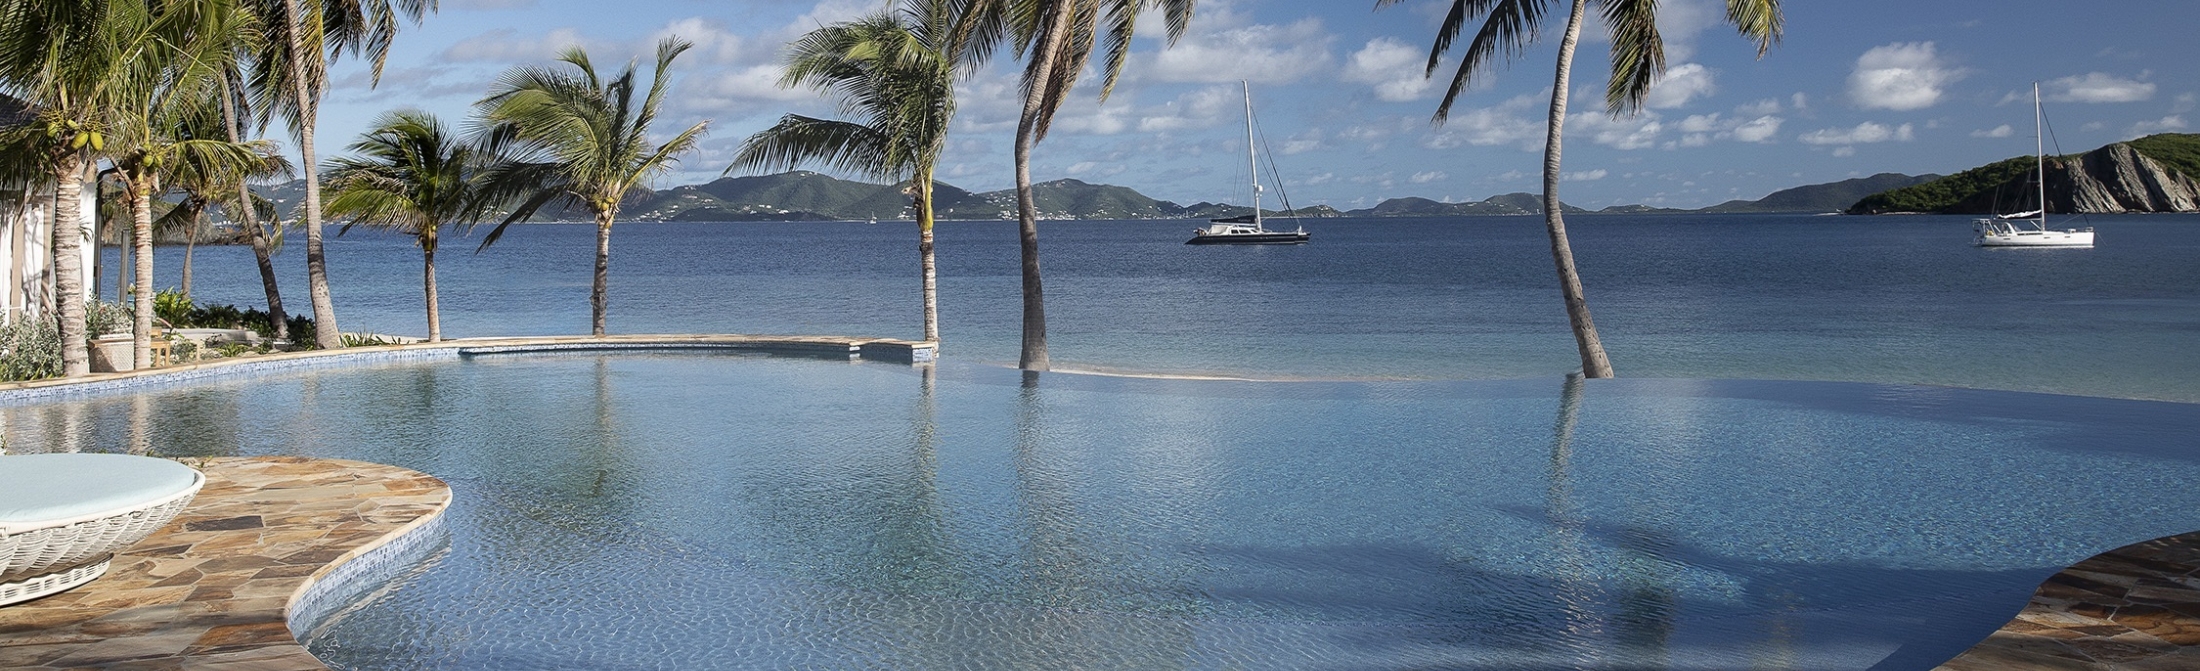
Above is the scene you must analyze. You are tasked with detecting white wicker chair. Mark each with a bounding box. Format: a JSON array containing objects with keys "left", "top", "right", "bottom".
[{"left": 1, "top": 454, "right": 204, "bottom": 606}]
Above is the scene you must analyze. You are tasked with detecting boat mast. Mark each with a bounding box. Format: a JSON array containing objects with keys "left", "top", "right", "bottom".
[
  {"left": 2034, "top": 81, "right": 2046, "bottom": 227},
  {"left": 1243, "top": 80, "right": 1260, "bottom": 226}
]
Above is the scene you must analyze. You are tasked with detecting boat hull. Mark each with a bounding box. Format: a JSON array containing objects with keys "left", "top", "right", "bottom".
[
  {"left": 1185, "top": 231, "right": 1310, "bottom": 245},
  {"left": 1975, "top": 230, "right": 2094, "bottom": 247}
]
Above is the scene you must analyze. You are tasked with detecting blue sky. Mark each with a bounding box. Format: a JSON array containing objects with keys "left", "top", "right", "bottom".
[{"left": 313, "top": 0, "right": 2199, "bottom": 210}]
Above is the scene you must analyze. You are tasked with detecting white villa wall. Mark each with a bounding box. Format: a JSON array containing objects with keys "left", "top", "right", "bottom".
[{"left": 1, "top": 178, "right": 97, "bottom": 326}]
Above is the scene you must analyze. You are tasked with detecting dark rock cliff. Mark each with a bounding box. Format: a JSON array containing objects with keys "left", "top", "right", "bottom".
[{"left": 2048, "top": 143, "right": 2200, "bottom": 213}]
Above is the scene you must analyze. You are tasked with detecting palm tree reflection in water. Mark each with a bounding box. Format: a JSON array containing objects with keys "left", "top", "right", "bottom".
[{"left": 1544, "top": 373, "right": 1682, "bottom": 667}]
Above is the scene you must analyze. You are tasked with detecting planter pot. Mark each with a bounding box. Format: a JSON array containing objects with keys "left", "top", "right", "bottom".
[{"left": 89, "top": 335, "right": 133, "bottom": 373}]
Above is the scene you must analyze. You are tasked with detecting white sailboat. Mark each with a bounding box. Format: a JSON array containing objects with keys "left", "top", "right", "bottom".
[
  {"left": 1188, "top": 81, "right": 1309, "bottom": 245},
  {"left": 1975, "top": 82, "right": 2094, "bottom": 248}
]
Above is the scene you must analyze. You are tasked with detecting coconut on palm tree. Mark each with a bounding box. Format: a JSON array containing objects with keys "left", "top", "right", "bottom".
[
  {"left": 730, "top": 0, "right": 958, "bottom": 344},
  {"left": 105, "top": 0, "right": 268, "bottom": 368},
  {"left": 0, "top": 0, "right": 148, "bottom": 376},
  {"left": 249, "top": 0, "right": 436, "bottom": 349},
  {"left": 474, "top": 37, "right": 709, "bottom": 337},
  {"left": 324, "top": 109, "right": 493, "bottom": 343},
  {"left": 1381, "top": 0, "right": 1782, "bottom": 378},
  {"left": 954, "top": 0, "right": 1197, "bottom": 371}
]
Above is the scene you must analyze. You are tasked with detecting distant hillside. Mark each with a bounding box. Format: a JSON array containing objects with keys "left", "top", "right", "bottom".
[
  {"left": 1702, "top": 173, "right": 1937, "bottom": 213},
  {"left": 242, "top": 167, "right": 2048, "bottom": 225},
  {"left": 1346, "top": 193, "right": 1585, "bottom": 217},
  {"left": 1848, "top": 134, "right": 2200, "bottom": 214}
]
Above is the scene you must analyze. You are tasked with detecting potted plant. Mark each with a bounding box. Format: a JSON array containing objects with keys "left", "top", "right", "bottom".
[{"left": 86, "top": 301, "right": 134, "bottom": 372}]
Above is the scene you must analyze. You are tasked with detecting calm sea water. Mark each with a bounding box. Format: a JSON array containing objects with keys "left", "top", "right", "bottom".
[{"left": 125, "top": 213, "right": 2200, "bottom": 400}]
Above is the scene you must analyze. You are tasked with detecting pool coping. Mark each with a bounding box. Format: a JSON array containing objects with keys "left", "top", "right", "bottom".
[
  {"left": 0, "top": 334, "right": 937, "bottom": 403},
  {"left": 0, "top": 456, "right": 449, "bottom": 670}
]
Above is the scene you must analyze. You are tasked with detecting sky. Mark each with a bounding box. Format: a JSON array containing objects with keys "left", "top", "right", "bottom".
[{"left": 309, "top": 0, "right": 2200, "bottom": 211}]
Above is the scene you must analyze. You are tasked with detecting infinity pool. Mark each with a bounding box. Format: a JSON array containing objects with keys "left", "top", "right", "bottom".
[{"left": 7, "top": 353, "right": 2200, "bottom": 669}]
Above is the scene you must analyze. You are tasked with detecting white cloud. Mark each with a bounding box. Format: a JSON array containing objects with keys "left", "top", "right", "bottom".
[
  {"left": 442, "top": 27, "right": 595, "bottom": 62},
  {"left": 1147, "top": 18, "right": 1333, "bottom": 84},
  {"left": 1135, "top": 85, "right": 1237, "bottom": 132},
  {"left": 1735, "top": 98, "right": 1782, "bottom": 116},
  {"left": 1280, "top": 130, "right": 1325, "bottom": 154},
  {"left": 1644, "top": 63, "right": 1716, "bottom": 109},
  {"left": 1425, "top": 97, "right": 1547, "bottom": 150},
  {"left": 1663, "top": 112, "right": 1779, "bottom": 144},
  {"left": 1563, "top": 169, "right": 1608, "bottom": 182},
  {"left": 1848, "top": 42, "right": 1962, "bottom": 111},
  {"left": 1409, "top": 170, "right": 1446, "bottom": 184},
  {"left": 1730, "top": 115, "right": 1783, "bottom": 143},
  {"left": 1571, "top": 112, "right": 1663, "bottom": 150},
  {"left": 1799, "top": 122, "right": 1914, "bottom": 145},
  {"left": 687, "top": 64, "right": 817, "bottom": 104},
  {"left": 1344, "top": 37, "right": 1434, "bottom": 102},
  {"left": 2042, "top": 72, "right": 2155, "bottom": 103},
  {"left": 1832, "top": 146, "right": 1856, "bottom": 157},
  {"left": 1971, "top": 124, "right": 2014, "bottom": 138},
  {"left": 2127, "top": 115, "right": 2188, "bottom": 138}
]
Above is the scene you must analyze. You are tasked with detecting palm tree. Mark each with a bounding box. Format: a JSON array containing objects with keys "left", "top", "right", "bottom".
[
  {"left": 474, "top": 38, "right": 710, "bottom": 337},
  {"left": 1380, "top": 0, "right": 1782, "bottom": 378},
  {"left": 249, "top": 0, "right": 435, "bottom": 349},
  {"left": 324, "top": 109, "right": 491, "bottom": 342},
  {"left": 156, "top": 95, "right": 291, "bottom": 303},
  {"left": 0, "top": 0, "right": 145, "bottom": 376},
  {"left": 106, "top": 0, "right": 266, "bottom": 368},
  {"left": 954, "top": 0, "right": 1197, "bottom": 371},
  {"left": 729, "top": 0, "right": 957, "bottom": 344}
]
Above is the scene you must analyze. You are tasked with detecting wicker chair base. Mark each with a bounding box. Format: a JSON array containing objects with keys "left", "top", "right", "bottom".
[{"left": 0, "top": 556, "right": 111, "bottom": 606}]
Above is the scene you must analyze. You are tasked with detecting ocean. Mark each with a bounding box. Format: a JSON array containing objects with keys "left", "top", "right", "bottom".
[{"left": 121, "top": 212, "right": 2200, "bottom": 401}]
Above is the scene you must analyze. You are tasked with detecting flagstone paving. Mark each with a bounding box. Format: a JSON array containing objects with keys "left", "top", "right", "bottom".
[
  {"left": 0, "top": 456, "right": 447, "bottom": 671},
  {"left": 1937, "top": 534, "right": 2200, "bottom": 670}
]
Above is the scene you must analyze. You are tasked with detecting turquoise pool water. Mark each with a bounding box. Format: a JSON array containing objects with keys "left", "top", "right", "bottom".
[{"left": 8, "top": 353, "right": 2199, "bottom": 669}]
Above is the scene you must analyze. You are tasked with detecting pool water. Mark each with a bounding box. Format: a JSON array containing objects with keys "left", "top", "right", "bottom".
[{"left": 7, "top": 353, "right": 2200, "bottom": 669}]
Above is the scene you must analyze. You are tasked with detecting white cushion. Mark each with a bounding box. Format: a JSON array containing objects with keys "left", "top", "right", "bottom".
[{"left": 0, "top": 454, "right": 203, "bottom": 534}]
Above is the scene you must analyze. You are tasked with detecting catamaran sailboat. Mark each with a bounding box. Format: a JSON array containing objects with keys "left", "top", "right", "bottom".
[
  {"left": 1975, "top": 83, "right": 2094, "bottom": 248},
  {"left": 1188, "top": 82, "right": 1309, "bottom": 245}
]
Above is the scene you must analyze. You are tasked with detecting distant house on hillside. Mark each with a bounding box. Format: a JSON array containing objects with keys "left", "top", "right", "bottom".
[{"left": 0, "top": 94, "right": 97, "bottom": 326}]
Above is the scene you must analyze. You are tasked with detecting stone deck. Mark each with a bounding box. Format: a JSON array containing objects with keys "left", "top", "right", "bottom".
[
  {"left": 0, "top": 457, "right": 448, "bottom": 670},
  {"left": 1937, "top": 534, "right": 2200, "bottom": 670}
]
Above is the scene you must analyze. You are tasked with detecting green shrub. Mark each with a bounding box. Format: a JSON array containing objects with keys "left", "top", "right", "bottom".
[
  {"left": 188, "top": 303, "right": 243, "bottom": 329},
  {"left": 215, "top": 342, "right": 252, "bottom": 358},
  {"left": 340, "top": 332, "right": 398, "bottom": 347},
  {"left": 85, "top": 300, "right": 132, "bottom": 337},
  {"left": 0, "top": 318, "right": 61, "bottom": 381},
  {"left": 284, "top": 315, "right": 318, "bottom": 349},
  {"left": 153, "top": 289, "right": 193, "bottom": 327}
]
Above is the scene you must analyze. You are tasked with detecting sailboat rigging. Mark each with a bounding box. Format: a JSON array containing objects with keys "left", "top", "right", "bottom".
[
  {"left": 1187, "top": 82, "right": 1310, "bottom": 245},
  {"left": 1974, "top": 82, "right": 2094, "bottom": 248}
]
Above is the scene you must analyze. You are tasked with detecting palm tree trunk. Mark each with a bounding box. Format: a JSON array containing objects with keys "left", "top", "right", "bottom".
[
  {"left": 283, "top": 0, "right": 341, "bottom": 349},
  {"left": 592, "top": 209, "right": 613, "bottom": 337},
  {"left": 221, "top": 73, "right": 287, "bottom": 341},
  {"left": 182, "top": 209, "right": 199, "bottom": 299},
  {"left": 247, "top": 224, "right": 288, "bottom": 341},
  {"left": 422, "top": 232, "right": 439, "bottom": 343},
  {"left": 917, "top": 171, "right": 939, "bottom": 344},
  {"left": 1542, "top": 0, "right": 1614, "bottom": 379},
  {"left": 129, "top": 175, "right": 156, "bottom": 369},
  {"left": 1012, "top": 4, "right": 1073, "bottom": 372},
  {"left": 51, "top": 153, "right": 88, "bottom": 377}
]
